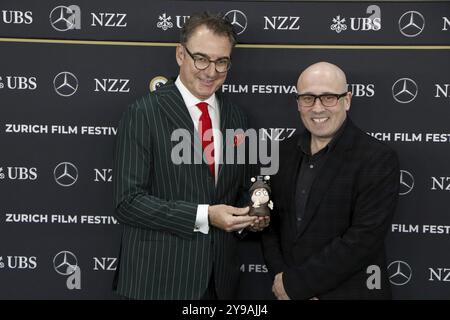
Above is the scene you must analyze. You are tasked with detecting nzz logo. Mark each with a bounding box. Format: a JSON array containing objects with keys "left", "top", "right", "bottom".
[
  {"left": 263, "top": 16, "right": 301, "bottom": 30},
  {"left": 93, "top": 257, "right": 117, "bottom": 271},
  {"left": 90, "top": 12, "right": 127, "bottom": 27},
  {"left": 94, "top": 169, "right": 112, "bottom": 182},
  {"left": 94, "top": 78, "right": 130, "bottom": 93},
  {"left": 260, "top": 128, "right": 296, "bottom": 141},
  {"left": 0, "top": 166, "right": 37, "bottom": 181}
]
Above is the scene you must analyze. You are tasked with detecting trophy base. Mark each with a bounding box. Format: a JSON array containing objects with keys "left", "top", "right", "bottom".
[{"left": 249, "top": 206, "right": 270, "bottom": 217}]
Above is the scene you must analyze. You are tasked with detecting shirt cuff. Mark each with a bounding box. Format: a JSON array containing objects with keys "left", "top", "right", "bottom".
[{"left": 194, "top": 204, "right": 209, "bottom": 234}]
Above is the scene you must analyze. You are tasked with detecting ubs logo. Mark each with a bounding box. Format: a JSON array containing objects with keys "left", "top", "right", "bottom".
[
  {"left": 0, "top": 167, "right": 37, "bottom": 181},
  {"left": 156, "top": 13, "right": 173, "bottom": 31},
  {"left": 0, "top": 256, "right": 37, "bottom": 269},
  {"left": 331, "top": 5, "right": 381, "bottom": 33},
  {"left": 2, "top": 10, "right": 33, "bottom": 24}
]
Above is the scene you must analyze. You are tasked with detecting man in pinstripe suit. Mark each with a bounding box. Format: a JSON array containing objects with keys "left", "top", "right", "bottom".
[{"left": 113, "top": 12, "right": 267, "bottom": 300}]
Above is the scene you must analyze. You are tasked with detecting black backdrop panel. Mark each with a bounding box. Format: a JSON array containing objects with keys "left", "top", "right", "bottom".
[{"left": 1, "top": 1, "right": 449, "bottom": 299}]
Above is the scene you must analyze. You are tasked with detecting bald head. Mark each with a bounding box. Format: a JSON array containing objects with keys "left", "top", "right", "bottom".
[
  {"left": 295, "top": 62, "right": 352, "bottom": 151},
  {"left": 297, "top": 62, "right": 348, "bottom": 94}
]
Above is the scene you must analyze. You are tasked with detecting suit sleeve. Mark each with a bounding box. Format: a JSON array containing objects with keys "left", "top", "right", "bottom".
[
  {"left": 283, "top": 148, "right": 400, "bottom": 299},
  {"left": 113, "top": 102, "right": 197, "bottom": 239}
]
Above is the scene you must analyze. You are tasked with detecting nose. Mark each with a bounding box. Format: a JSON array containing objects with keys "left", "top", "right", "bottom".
[
  {"left": 204, "top": 62, "right": 217, "bottom": 77},
  {"left": 311, "top": 97, "right": 325, "bottom": 112}
]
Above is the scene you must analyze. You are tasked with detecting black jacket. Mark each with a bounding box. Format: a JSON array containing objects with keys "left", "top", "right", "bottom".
[{"left": 262, "top": 119, "right": 400, "bottom": 299}]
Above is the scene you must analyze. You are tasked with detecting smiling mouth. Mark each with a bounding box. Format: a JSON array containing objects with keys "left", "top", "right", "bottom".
[
  {"left": 312, "top": 117, "right": 329, "bottom": 123},
  {"left": 200, "top": 79, "right": 215, "bottom": 86}
]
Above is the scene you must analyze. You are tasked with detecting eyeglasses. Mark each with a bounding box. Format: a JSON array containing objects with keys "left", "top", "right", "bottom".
[
  {"left": 295, "top": 92, "right": 348, "bottom": 108},
  {"left": 183, "top": 46, "right": 231, "bottom": 73}
]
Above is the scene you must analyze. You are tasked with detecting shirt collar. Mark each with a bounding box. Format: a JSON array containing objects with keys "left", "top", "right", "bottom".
[
  {"left": 175, "top": 76, "right": 217, "bottom": 109},
  {"left": 298, "top": 118, "right": 348, "bottom": 155}
]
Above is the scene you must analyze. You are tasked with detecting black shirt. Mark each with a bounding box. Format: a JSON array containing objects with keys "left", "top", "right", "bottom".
[{"left": 294, "top": 119, "right": 348, "bottom": 229}]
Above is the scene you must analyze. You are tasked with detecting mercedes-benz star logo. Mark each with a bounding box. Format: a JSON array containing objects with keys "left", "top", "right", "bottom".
[
  {"left": 398, "top": 11, "right": 425, "bottom": 38},
  {"left": 224, "top": 10, "right": 247, "bottom": 35},
  {"left": 399, "top": 170, "right": 414, "bottom": 195},
  {"left": 53, "top": 251, "right": 78, "bottom": 276},
  {"left": 49, "top": 5, "right": 81, "bottom": 31},
  {"left": 392, "top": 78, "right": 418, "bottom": 104},
  {"left": 53, "top": 71, "right": 78, "bottom": 97},
  {"left": 388, "top": 260, "right": 412, "bottom": 286},
  {"left": 54, "top": 162, "right": 78, "bottom": 187}
]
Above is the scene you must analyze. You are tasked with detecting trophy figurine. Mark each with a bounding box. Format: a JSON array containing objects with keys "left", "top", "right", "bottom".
[{"left": 248, "top": 175, "right": 274, "bottom": 217}]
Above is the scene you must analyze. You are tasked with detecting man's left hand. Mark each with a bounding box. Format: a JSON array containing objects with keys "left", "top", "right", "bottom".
[
  {"left": 272, "top": 272, "right": 290, "bottom": 300},
  {"left": 247, "top": 215, "right": 270, "bottom": 232}
]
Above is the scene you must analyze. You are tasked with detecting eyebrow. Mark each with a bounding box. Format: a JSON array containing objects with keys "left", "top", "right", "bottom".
[{"left": 191, "top": 51, "right": 231, "bottom": 60}]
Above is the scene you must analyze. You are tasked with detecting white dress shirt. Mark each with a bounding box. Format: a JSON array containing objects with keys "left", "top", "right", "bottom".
[{"left": 175, "top": 76, "right": 222, "bottom": 234}]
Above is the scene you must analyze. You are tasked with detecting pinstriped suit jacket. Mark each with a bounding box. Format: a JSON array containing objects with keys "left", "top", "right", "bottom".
[{"left": 113, "top": 81, "right": 249, "bottom": 299}]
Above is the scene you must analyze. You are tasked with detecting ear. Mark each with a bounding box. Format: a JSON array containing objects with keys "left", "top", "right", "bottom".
[
  {"left": 344, "top": 91, "right": 352, "bottom": 111},
  {"left": 175, "top": 45, "right": 184, "bottom": 67}
]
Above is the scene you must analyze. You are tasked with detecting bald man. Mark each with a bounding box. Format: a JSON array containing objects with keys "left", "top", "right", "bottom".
[{"left": 261, "top": 62, "right": 400, "bottom": 299}]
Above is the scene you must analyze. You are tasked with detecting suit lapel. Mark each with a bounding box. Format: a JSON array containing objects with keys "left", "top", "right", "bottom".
[
  {"left": 156, "top": 82, "right": 197, "bottom": 142},
  {"left": 296, "top": 120, "right": 356, "bottom": 238},
  {"left": 156, "top": 82, "right": 210, "bottom": 176},
  {"left": 217, "top": 92, "right": 231, "bottom": 182}
]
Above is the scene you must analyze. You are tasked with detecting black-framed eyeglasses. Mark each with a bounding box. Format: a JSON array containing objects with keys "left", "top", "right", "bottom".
[
  {"left": 183, "top": 46, "right": 231, "bottom": 73},
  {"left": 295, "top": 92, "right": 348, "bottom": 108}
]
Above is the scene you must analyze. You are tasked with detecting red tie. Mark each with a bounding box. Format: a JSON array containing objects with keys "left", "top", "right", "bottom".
[{"left": 196, "top": 102, "right": 215, "bottom": 178}]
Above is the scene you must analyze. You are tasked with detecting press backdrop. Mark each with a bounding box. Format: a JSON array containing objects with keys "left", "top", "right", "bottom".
[{"left": 1, "top": 0, "right": 449, "bottom": 299}]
